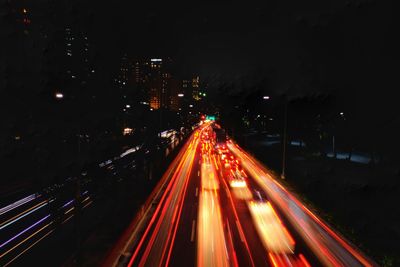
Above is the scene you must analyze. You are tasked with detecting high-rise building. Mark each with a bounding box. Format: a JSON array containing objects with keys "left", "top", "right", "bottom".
[
  {"left": 169, "top": 78, "right": 181, "bottom": 111},
  {"left": 115, "top": 54, "right": 130, "bottom": 89},
  {"left": 192, "top": 76, "right": 200, "bottom": 101},
  {"left": 130, "top": 57, "right": 186, "bottom": 111},
  {"left": 149, "top": 77, "right": 162, "bottom": 109},
  {"left": 64, "top": 27, "right": 94, "bottom": 88}
]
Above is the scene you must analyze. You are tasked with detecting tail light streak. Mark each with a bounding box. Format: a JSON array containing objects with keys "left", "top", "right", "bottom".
[{"left": 228, "top": 142, "right": 375, "bottom": 267}]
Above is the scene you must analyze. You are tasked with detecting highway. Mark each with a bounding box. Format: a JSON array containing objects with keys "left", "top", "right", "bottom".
[
  {"left": 107, "top": 122, "right": 377, "bottom": 267},
  {"left": 0, "top": 189, "right": 92, "bottom": 266},
  {"left": 227, "top": 141, "right": 376, "bottom": 267}
]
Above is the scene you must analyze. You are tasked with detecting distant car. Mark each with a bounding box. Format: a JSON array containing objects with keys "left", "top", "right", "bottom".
[{"left": 226, "top": 169, "right": 247, "bottom": 188}]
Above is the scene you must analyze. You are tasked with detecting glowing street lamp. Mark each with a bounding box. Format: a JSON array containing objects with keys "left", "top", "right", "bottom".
[
  {"left": 178, "top": 93, "right": 184, "bottom": 97},
  {"left": 263, "top": 96, "right": 270, "bottom": 100},
  {"left": 55, "top": 92, "right": 64, "bottom": 99}
]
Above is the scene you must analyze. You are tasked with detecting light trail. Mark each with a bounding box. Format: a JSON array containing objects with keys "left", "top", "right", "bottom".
[
  {"left": 247, "top": 201, "right": 294, "bottom": 254},
  {"left": 127, "top": 145, "right": 191, "bottom": 266},
  {"left": 128, "top": 130, "right": 200, "bottom": 267},
  {"left": 228, "top": 142, "right": 375, "bottom": 266},
  {"left": 0, "top": 221, "right": 53, "bottom": 259},
  {"left": 197, "top": 148, "right": 230, "bottom": 267},
  {"left": 220, "top": 177, "right": 255, "bottom": 267},
  {"left": 0, "top": 194, "right": 39, "bottom": 216},
  {"left": 0, "top": 215, "right": 50, "bottom": 250},
  {"left": 268, "top": 252, "right": 311, "bottom": 267},
  {"left": 0, "top": 201, "right": 48, "bottom": 230},
  {"left": 0, "top": 196, "right": 92, "bottom": 263},
  {"left": 197, "top": 190, "right": 229, "bottom": 267},
  {"left": 3, "top": 229, "right": 54, "bottom": 267}
]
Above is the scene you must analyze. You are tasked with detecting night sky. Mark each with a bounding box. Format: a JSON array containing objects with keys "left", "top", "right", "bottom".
[
  {"left": 89, "top": 0, "right": 397, "bottom": 96},
  {"left": 1, "top": 0, "right": 398, "bottom": 126}
]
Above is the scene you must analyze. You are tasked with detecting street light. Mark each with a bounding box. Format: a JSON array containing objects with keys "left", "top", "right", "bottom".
[
  {"left": 55, "top": 92, "right": 64, "bottom": 99},
  {"left": 126, "top": 104, "right": 131, "bottom": 108},
  {"left": 262, "top": 95, "right": 286, "bottom": 179},
  {"left": 178, "top": 93, "right": 184, "bottom": 97}
]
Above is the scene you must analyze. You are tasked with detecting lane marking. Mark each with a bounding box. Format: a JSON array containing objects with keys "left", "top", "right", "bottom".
[
  {"left": 195, "top": 187, "right": 198, "bottom": 197},
  {"left": 191, "top": 220, "right": 196, "bottom": 242},
  {"left": 198, "top": 170, "right": 200, "bottom": 177}
]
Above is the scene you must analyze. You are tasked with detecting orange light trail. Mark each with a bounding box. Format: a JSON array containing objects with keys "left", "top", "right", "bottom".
[
  {"left": 220, "top": 178, "right": 255, "bottom": 267},
  {"left": 228, "top": 142, "right": 375, "bottom": 267},
  {"left": 197, "top": 132, "right": 231, "bottom": 267},
  {"left": 127, "top": 128, "right": 201, "bottom": 267}
]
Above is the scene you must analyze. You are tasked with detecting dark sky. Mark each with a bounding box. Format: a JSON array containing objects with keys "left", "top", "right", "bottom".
[
  {"left": 89, "top": 0, "right": 397, "bottom": 94},
  {"left": 29, "top": 0, "right": 394, "bottom": 117}
]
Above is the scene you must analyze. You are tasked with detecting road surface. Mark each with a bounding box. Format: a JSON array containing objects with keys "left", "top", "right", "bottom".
[{"left": 105, "top": 124, "right": 377, "bottom": 267}]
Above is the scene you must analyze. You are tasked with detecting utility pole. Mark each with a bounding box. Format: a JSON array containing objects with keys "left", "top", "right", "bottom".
[{"left": 281, "top": 96, "right": 288, "bottom": 179}]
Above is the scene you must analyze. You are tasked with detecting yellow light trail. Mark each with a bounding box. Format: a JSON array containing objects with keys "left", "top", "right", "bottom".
[
  {"left": 197, "top": 150, "right": 230, "bottom": 267},
  {"left": 228, "top": 142, "right": 375, "bottom": 267}
]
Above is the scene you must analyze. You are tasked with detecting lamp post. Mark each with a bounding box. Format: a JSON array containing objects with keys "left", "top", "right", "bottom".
[{"left": 263, "top": 95, "right": 287, "bottom": 179}]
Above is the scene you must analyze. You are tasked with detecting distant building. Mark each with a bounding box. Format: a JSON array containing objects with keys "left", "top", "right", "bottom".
[
  {"left": 60, "top": 22, "right": 95, "bottom": 83},
  {"left": 115, "top": 54, "right": 130, "bottom": 89},
  {"left": 127, "top": 57, "right": 195, "bottom": 111},
  {"left": 169, "top": 78, "right": 181, "bottom": 111},
  {"left": 181, "top": 75, "right": 202, "bottom": 103},
  {"left": 192, "top": 76, "right": 200, "bottom": 101}
]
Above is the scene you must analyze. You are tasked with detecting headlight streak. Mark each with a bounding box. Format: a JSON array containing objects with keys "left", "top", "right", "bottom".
[
  {"left": 0, "top": 201, "right": 48, "bottom": 230},
  {"left": 0, "top": 215, "right": 51, "bottom": 251},
  {"left": 228, "top": 142, "right": 375, "bottom": 267},
  {"left": 197, "top": 137, "right": 231, "bottom": 267},
  {"left": 0, "top": 194, "right": 39, "bottom": 216},
  {"left": 0, "top": 221, "right": 53, "bottom": 259},
  {"left": 0, "top": 193, "right": 93, "bottom": 265},
  {"left": 247, "top": 201, "right": 294, "bottom": 254},
  {"left": 219, "top": 177, "right": 256, "bottom": 267}
]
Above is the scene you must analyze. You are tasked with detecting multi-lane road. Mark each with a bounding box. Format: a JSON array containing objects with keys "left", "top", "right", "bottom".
[
  {"left": 109, "top": 123, "right": 377, "bottom": 267},
  {"left": 0, "top": 188, "right": 92, "bottom": 266}
]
